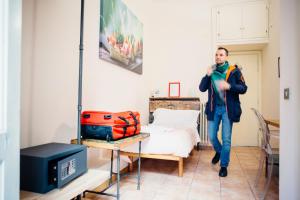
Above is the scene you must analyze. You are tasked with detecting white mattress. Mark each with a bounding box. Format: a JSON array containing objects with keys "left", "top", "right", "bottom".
[{"left": 121, "top": 124, "right": 200, "bottom": 158}]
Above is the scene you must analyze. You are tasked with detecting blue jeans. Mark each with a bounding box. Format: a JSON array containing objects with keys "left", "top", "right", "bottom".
[{"left": 208, "top": 105, "right": 233, "bottom": 167}]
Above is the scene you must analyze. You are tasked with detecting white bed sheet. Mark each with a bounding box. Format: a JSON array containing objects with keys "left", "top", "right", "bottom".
[{"left": 121, "top": 124, "right": 200, "bottom": 158}]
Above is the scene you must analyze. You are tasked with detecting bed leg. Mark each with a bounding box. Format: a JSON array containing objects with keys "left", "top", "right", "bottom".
[
  {"left": 129, "top": 156, "right": 134, "bottom": 172},
  {"left": 197, "top": 142, "right": 200, "bottom": 151},
  {"left": 190, "top": 149, "right": 194, "bottom": 156},
  {"left": 178, "top": 158, "right": 183, "bottom": 177}
]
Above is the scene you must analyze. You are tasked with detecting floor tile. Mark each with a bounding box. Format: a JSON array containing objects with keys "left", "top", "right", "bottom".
[{"left": 83, "top": 147, "right": 278, "bottom": 200}]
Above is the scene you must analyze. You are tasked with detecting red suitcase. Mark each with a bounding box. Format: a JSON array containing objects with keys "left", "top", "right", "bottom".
[{"left": 81, "top": 111, "right": 141, "bottom": 141}]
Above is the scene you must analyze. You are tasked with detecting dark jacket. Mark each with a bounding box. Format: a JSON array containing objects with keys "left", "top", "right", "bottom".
[{"left": 199, "top": 65, "right": 247, "bottom": 122}]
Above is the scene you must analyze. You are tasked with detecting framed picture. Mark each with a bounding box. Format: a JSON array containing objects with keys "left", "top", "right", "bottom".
[
  {"left": 99, "top": 0, "right": 143, "bottom": 74},
  {"left": 168, "top": 82, "right": 181, "bottom": 98}
]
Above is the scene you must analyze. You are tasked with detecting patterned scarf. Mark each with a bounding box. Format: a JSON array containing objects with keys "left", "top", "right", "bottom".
[{"left": 211, "top": 61, "right": 229, "bottom": 102}]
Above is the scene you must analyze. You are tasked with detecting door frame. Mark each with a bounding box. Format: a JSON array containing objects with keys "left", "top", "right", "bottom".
[{"left": 0, "top": 0, "right": 22, "bottom": 199}]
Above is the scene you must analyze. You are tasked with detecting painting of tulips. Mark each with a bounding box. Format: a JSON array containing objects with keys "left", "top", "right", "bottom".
[{"left": 99, "top": 0, "right": 143, "bottom": 74}]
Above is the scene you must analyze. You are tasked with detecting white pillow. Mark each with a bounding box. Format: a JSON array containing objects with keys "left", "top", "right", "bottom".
[{"left": 152, "top": 108, "right": 200, "bottom": 129}]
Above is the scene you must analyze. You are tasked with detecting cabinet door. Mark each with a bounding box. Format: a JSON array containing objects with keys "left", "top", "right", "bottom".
[
  {"left": 242, "top": 1, "right": 268, "bottom": 39},
  {"left": 217, "top": 4, "right": 242, "bottom": 41}
]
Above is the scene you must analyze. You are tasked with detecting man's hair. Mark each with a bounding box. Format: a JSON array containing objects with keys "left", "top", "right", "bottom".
[{"left": 217, "top": 47, "right": 229, "bottom": 56}]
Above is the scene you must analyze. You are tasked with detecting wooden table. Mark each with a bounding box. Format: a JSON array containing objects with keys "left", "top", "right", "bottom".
[
  {"left": 264, "top": 119, "right": 280, "bottom": 128},
  {"left": 71, "top": 132, "right": 150, "bottom": 200}
]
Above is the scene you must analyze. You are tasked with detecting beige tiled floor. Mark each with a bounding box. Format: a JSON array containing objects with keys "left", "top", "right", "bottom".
[{"left": 84, "top": 147, "right": 279, "bottom": 200}]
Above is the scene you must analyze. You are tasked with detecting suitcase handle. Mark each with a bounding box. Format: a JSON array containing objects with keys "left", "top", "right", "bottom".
[
  {"left": 104, "top": 114, "right": 112, "bottom": 120},
  {"left": 118, "top": 116, "right": 130, "bottom": 137},
  {"left": 83, "top": 114, "right": 90, "bottom": 119}
]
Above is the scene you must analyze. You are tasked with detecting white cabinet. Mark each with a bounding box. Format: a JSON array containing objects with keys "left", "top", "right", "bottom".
[{"left": 215, "top": 1, "right": 269, "bottom": 45}]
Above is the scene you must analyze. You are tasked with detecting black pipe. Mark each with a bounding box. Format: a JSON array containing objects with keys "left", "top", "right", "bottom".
[{"left": 77, "top": 0, "right": 85, "bottom": 144}]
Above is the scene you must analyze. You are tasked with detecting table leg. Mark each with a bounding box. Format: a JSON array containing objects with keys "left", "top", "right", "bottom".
[
  {"left": 109, "top": 150, "right": 113, "bottom": 185},
  {"left": 117, "top": 150, "right": 120, "bottom": 200},
  {"left": 265, "top": 155, "right": 269, "bottom": 178},
  {"left": 137, "top": 141, "right": 141, "bottom": 190}
]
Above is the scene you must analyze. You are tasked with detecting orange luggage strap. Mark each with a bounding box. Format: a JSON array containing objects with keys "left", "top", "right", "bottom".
[
  {"left": 129, "top": 112, "right": 139, "bottom": 135},
  {"left": 118, "top": 116, "right": 130, "bottom": 137}
]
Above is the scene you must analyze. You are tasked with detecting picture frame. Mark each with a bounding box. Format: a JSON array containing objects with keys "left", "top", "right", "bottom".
[
  {"left": 99, "top": 0, "right": 143, "bottom": 75},
  {"left": 168, "top": 82, "right": 181, "bottom": 98}
]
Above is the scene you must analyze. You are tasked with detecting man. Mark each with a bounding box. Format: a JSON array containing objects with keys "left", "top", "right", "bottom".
[{"left": 199, "top": 47, "right": 247, "bottom": 177}]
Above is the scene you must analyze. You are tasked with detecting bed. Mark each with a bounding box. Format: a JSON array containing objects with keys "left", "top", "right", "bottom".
[{"left": 120, "top": 97, "right": 200, "bottom": 177}]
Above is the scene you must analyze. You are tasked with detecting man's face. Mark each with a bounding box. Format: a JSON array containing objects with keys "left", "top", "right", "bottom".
[{"left": 215, "top": 49, "right": 228, "bottom": 65}]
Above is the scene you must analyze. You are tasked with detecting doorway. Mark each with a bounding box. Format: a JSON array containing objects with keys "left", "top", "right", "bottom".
[{"left": 227, "top": 51, "right": 261, "bottom": 146}]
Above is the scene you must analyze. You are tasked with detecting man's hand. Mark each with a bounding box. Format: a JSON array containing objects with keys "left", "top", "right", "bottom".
[
  {"left": 207, "top": 66, "right": 213, "bottom": 76},
  {"left": 219, "top": 80, "right": 231, "bottom": 90}
]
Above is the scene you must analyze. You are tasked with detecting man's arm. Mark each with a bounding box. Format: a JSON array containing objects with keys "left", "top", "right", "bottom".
[
  {"left": 199, "top": 75, "right": 211, "bottom": 92},
  {"left": 229, "top": 71, "right": 247, "bottom": 94},
  {"left": 199, "top": 66, "right": 213, "bottom": 92}
]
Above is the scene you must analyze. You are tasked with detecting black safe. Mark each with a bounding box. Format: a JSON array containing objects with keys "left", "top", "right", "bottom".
[{"left": 20, "top": 142, "right": 87, "bottom": 193}]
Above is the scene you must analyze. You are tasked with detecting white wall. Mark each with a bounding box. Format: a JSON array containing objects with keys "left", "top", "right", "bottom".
[
  {"left": 21, "top": 0, "right": 150, "bottom": 147},
  {"left": 261, "top": 0, "right": 280, "bottom": 119},
  {"left": 21, "top": 0, "right": 35, "bottom": 148},
  {"left": 141, "top": 1, "right": 213, "bottom": 100},
  {"left": 280, "top": 0, "right": 300, "bottom": 199}
]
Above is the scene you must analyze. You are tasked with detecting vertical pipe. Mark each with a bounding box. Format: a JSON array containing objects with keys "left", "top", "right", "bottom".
[
  {"left": 77, "top": 0, "right": 85, "bottom": 144},
  {"left": 109, "top": 150, "right": 113, "bottom": 185},
  {"left": 201, "top": 103, "right": 204, "bottom": 143},
  {"left": 117, "top": 150, "right": 120, "bottom": 200},
  {"left": 137, "top": 141, "right": 141, "bottom": 190}
]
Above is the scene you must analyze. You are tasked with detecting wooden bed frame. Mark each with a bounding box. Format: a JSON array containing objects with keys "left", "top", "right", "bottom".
[{"left": 120, "top": 97, "right": 200, "bottom": 177}]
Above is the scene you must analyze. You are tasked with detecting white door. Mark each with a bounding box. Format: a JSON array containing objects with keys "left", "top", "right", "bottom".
[
  {"left": 227, "top": 52, "right": 261, "bottom": 146},
  {"left": 0, "top": 0, "right": 22, "bottom": 199}
]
